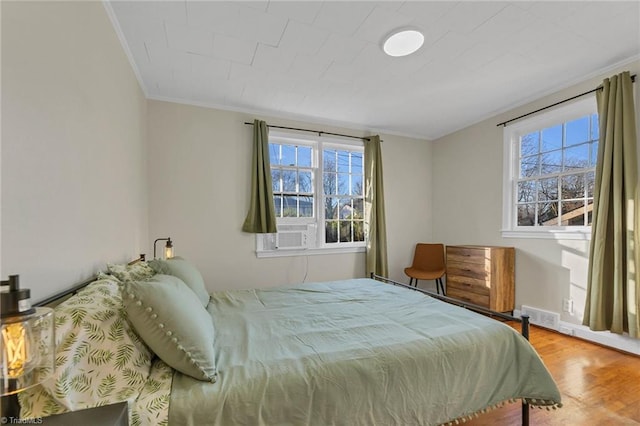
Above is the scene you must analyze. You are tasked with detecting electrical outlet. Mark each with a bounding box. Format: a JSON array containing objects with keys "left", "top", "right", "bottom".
[{"left": 562, "top": 298, "right": 574, "bottom": 314}]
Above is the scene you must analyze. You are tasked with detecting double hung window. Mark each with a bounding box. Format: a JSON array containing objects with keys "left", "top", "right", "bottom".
[
  {"left": 502, "top": 97, "right": 598, "bottom": 239},
  {"left": 257, "top": 132, "right": 365, "bottom": 255}
]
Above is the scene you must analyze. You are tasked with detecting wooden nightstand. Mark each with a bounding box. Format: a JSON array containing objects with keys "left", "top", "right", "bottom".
[{"left": 42, "top": 402, "right": 128, "bottom": 426}]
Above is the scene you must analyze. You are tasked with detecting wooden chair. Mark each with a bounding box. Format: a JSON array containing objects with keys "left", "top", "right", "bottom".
[{"left": 404, "top": 243, "right": 446, "bottom": 295}]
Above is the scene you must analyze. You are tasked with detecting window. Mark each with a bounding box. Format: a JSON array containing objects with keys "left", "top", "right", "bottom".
[
  {"left": 270, "top": 143, "right": 314, "bottom": 219},
  {"left": 257, "top": 131, "right": 365, "bottom": 256},
  {"left": 502, "top": 97, "right": 597, "bottom": 239},
  {"left": 322, "top": 148, "right": 365, "bottom": 244}
]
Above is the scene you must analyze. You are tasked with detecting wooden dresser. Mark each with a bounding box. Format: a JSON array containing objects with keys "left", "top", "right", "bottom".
[{"left": 445, "top": 245, "right": 515, "bottom": 313}]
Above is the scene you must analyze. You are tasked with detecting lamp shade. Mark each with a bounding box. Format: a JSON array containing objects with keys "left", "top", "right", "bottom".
[
  {"left": 1, "top": 276, "right": 55, "bottom": 396},
  {"left": 154, "top": 237, "right": 175, "bottom": 260},
  {"left": 164, "top": 238, "right": 174, "bottom": 259}
]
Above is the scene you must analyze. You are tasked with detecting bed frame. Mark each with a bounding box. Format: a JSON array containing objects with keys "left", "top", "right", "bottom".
[
  {"left": 33, "top": 254, "right": 146, "bottom": 308},
  {"left": 26, "top": 264, "right": 533, "bottom": 426},
  {"left": 371, "top": 273, "right": 532, "bottom": 426}
]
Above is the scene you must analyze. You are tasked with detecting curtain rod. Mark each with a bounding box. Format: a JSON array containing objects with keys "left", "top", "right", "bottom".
[
  {"left": 243, "top": 122, "right": 380, "bottom": 142},
  {"left": 497, "top": 74, "right": 636, "bottom": 128}
]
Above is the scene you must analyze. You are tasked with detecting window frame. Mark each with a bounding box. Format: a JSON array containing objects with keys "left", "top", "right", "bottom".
[
  {"left": 269, "top": 134, "right": 317, "bottom": 225},
  {"left": 501, "top": 97, "right": 597, "bottom": 240},
  {"left": 319, "top": 141, "right": 366, "bottom": 248},
  {"left": 257, "top": 130, "right": 366, "bottom": 257}
]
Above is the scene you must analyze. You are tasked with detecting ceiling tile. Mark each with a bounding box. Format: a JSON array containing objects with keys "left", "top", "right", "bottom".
[
  {"left": 155, "top": 1, "right": 188, "bottom": 26},
  {"left": 501, "top": 16, "right": 564, "bottom": 56},
  {"left": 367, "top": 2, "right": 406, "bottom": 13},
  {"left": 289, "top": 55, "right": 333, "bottom": 81},
  {"left": 322, "top": 61, "right": 360, "bottom": 84},
  {"left": 267, "top": 1, "right": 323, "bottom": 24},
  {"left": 562, "top": 1, "right": 639, "bottom": 43},
  {"left": 272, "top": 90, "right": 307, "bottom": 111},
  {"left": 454, "top": 40, "right": 504, "bottom": 71},
  {"left": 313, "top": 2, "right": 376, "bottom": 36},
  {"left": 212, "top": 34, "right": 257, "bottom": 65},
  {"left": 399, "top": 1, "right": 458, "bottom": 28},
  {"left": 241, "top": 82, "right": 279, "bottom": 109},
  {"left": 186, "top": 2, "right": 240, "bottom": 32},
  {"left": 145, "top": 43, "right": 191, "bottom": 72},
  {"left": 589, "top": 12, "right": 640, "bottom": 57},
  {"left": 470, "top": 5, "right": 535, "bottom": 43},
  {"left": 251, "top": 44, "right": 296, "bottom": 73},
  {"left": 419, "top": 31, "right": 475, "bottom": 66},
  {"left": 353, "top": 6, "right": 414, "bottom": 44},
  {"left": 314, "top": 33, "right": 368, "bottom": 65},
  {"left": 189, "top": 54, "right": 231, "bottom": 81},
  {"left": 264, "top": 72, "right": 300, "bottom": 93},
  {"left": 278, "top": 20, "right": 330, "bottom": 55},
  {"left": 525, "top": 1, "right": 586, "bottom": 23},
  {"left": 242, "top": 1, "right": 269, "bottom": 13},
  {"left": 229, "top": 63, "right": 264, "bottom": 86},
  {"left": 165, "top": 23, "right": 213, "bottom": 56},
  {"left": 235, "top": 6, "right": 288, "bottom": 46},
  {"left": 439, "top": 1, "right": 509, "bottom": 34},
  {"left": 350, "top": 43, "right": 397, "bottom": 74},
  {"left": 110, "top": 3, "right": 167, "bottom": 49}
]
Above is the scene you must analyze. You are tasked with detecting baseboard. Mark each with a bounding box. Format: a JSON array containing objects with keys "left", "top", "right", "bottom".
[{"left": 514, "top": 308, "right": 640, "bottom": 356}]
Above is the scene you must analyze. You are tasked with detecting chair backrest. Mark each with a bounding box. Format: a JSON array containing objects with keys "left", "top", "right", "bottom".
[{"left": 411, "top": 243, "right": 445, "bottom": 270}]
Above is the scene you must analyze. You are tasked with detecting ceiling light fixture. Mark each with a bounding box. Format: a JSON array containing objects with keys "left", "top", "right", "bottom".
[{"left": 382, "top": 29, "right": 424, "bottom": 57}]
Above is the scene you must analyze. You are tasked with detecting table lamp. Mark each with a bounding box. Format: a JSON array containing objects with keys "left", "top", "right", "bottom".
[
  {"left": 153, "top": 237, "right": 175, "bottom": 259},
  {"left": 1, "top": 275, "right": 55, "bottom": 419}
]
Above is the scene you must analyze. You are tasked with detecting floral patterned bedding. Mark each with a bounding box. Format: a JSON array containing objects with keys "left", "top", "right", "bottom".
[{"left": 18, "top": 273, "right": 172, "bottom": 425}]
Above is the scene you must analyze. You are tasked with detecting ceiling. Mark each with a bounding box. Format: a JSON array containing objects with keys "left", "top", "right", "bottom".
[{"left": 106, "top": 1, "right": 640, "bottom": 140}]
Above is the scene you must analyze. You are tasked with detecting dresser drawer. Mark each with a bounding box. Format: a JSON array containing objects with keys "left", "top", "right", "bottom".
[
  {"left": 446, "top": 286, "right": 490, "bottom": 307},
  {"left": 446, "top": 261, "right": 489, "bottom": 281},
  {"left": 446, "top": 246, "right": 488, "bottom": 265},
  {"left": 447, "top": 278, "right": 490, "bottom": 297}
]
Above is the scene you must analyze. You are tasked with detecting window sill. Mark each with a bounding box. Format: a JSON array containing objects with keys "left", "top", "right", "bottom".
[
  {"left": 501, "top": 229, "right": 591, "bottom": 240},
  {"left": 256, "top": 245, "right": 366, "bottom": 258}
]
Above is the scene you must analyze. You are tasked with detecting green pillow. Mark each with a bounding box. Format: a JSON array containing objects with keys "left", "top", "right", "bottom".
[
  {"left": 148, "top": 258, "right": 210, "bottom": 307},
  {"left": 107, "top": 261, "right": 155, "bottom": 282},
  {"left": 124, "top": 274, "right": 217, "bottom": 382}
]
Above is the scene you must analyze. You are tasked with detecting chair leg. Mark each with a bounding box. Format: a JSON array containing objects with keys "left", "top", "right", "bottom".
[
  {"left": 437, "top": 278, "right": 446, "bottom": 295},
  {"left": 408, "top": 277, "right": 413, "bottom": 287},
  {"left": 435, "top": 279, "right": 440, "bottom": 295}
]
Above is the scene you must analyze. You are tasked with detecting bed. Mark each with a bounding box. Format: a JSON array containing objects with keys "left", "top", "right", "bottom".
[{"left": 19, "top": 257, "right": 561, "bottom": 426}]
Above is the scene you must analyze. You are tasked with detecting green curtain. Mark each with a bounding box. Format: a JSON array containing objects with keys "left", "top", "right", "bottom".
[
  {"left": 364, "top": 135, "right": 388, "bottom": 277},
  {"left": 242, "top": 120, "right": 277, "bottom": 234},
  {"left": 583, "top": 71, "right": 639, "bottom": 338}
]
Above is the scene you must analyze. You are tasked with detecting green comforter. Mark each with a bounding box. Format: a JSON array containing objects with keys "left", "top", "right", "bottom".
[{"left": 169, "top": 278, "right": 561, "bottom": 425}]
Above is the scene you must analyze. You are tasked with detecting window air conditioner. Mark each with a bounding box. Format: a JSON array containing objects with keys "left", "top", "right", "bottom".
[
  {"left": 258, "top": 224, "right": 316, "bottom": 251},
  {"left": 276, "top": 224, "right": 315, "bottom": 249}
]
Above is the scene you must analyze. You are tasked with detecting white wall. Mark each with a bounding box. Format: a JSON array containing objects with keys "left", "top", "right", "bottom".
[
  {"left": 147, "top": 100, "right": 432, "bottom": 291},
  {"left": 1, "top": 1, "right": 148, "bottom": 301},
  {"left": 432, "top": 59, "right": 640, "bottom": 351}
]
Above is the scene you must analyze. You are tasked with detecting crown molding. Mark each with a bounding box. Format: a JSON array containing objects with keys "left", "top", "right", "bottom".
[
  {"left": 101, "top": 0, "right": 149, "bottom": 98},
  {"left": 147, "top": 94, "right": 432, "bottom": 142}
]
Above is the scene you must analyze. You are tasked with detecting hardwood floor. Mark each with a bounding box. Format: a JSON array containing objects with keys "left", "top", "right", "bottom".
[{"left": 465, "top": 324, "right": 640, "bottom": 425}]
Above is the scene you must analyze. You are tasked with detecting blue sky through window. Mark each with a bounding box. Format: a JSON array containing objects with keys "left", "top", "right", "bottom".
[
  {"left": 566, "top": 116, "right": 589, "bottom": 146},
  {"left": 515, "top": 111, "right": 597, "bottom": 228},
  {"left": 541, "top": 125, "right": 562, "bottom": 152}
]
